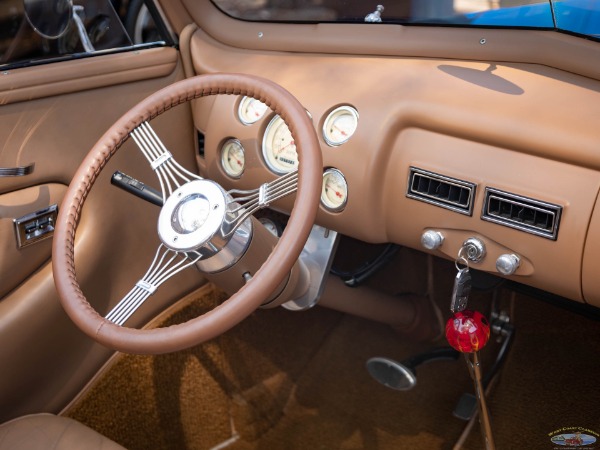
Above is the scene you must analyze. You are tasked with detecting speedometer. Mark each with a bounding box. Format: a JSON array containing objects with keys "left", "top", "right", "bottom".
[{"left": 262, "top": 115, "right": 299, "bottom": 174}]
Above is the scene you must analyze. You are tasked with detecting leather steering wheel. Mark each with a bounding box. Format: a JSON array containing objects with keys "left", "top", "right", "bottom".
[{"left": 52, "top": 73, "right": 322, "bottom": 354}]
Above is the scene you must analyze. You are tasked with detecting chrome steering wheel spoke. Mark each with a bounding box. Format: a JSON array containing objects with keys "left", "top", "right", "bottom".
[
  {"left": 225, "top": 170, "right": 298, "bottom": 235},
  {"left": 131, "top": 121, "right": 202, "bottom": 204},
  {"left": 105, "top": 244, "right": 202, "bottom": 326}
]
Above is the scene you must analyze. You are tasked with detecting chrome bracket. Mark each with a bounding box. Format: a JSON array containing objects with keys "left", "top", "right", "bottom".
[
  {"left": 282, "top": 225, "right": 339, "bottom": 311},
  {"left": 150, "top": 151, "right": 173, "bottom": 170}
]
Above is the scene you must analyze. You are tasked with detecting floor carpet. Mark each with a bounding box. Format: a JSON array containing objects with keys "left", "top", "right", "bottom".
[{"left": 64, "top": 255, "right": 600, "bottom": 450}]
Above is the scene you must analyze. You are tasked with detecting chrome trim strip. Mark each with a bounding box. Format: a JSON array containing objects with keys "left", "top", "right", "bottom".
[{"left": 0, "top": 163, "right": 34, "bottom": 177}]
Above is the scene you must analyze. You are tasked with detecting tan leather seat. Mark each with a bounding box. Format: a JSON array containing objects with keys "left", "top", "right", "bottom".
[{"left": 0, "top": 413, "right": 126, "bottom": 450}]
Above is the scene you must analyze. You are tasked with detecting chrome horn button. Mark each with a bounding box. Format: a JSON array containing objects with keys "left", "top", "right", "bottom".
[{"left": 158, "top": 180, "right": 227, "bottom": 252}]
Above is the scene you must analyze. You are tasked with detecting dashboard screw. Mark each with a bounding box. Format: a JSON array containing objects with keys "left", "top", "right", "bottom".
[
  {"left": 480, "top": 38, "right": 487, "bottom": 45},
  {"left": 258, "top": 32, "right": 264, "bottom": 38}
]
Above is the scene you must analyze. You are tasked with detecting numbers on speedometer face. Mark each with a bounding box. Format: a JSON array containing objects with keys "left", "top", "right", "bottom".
[{"left": 262, "top": 115, "right": 299, "bottom": 174}]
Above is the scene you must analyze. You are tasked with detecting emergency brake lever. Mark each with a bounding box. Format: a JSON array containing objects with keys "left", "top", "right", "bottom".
[{"left": 111, "top": 171, "right": 163, "bottom": 207}]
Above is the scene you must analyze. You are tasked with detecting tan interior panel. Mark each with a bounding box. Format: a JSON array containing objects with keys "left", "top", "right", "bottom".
[
  {"left": 581, "top": 200, "right": 600, "bottom": 307},
  {"left": 384, "top": 128, "right": 597, "bottom": 303},
  {"left": 190, "top": 28, "right": 600, "bottom": 170},
  {"left": 0, "top": 56, "right": 205, "bottom": 422},
  {"left": 0, "top": 47, "right": 179, "bottom": 106},
  {"left": 0, "top": 183, "right": 66, "bottom": 299}
]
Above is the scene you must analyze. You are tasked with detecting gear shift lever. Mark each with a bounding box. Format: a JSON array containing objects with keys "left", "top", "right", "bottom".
[{"left": 445, "top": 242, "right": 495, "bottom": 450}]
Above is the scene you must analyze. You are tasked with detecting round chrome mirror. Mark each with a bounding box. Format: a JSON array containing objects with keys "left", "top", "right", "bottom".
[{"left": 23, "top": 0, "right": 73, "bottom": 39}]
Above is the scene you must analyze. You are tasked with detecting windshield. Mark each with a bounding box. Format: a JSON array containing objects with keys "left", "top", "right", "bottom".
[{"left": 211, "top": 0, "right": 600, "bottom": 41}]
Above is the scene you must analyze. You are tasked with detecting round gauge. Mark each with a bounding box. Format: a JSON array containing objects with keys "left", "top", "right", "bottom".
[
  {"left": 238, "top": 96, "right": 268, "bottom": 125},
  {"left": 322, "top": 106, "right": 359, "bottom": 146},
  {"left": 220, "top": 139, "right": 245, "bottom": 178},
  {"left": 259, "top": 217, "right": 281, "bottom": 237},
  {"left": 262, "top": 115, "right": 299, "bottom": 174},
  {"left": 321, "top": 168, "right": 348, "bottom": 212}
]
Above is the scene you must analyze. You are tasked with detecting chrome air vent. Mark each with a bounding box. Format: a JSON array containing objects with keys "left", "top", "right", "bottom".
[
  {"left": 407, "top": 167, "right": 476, "bottom": 215},
  {"left": 482, "top": 188, "right": 562, "bottom": 240}
]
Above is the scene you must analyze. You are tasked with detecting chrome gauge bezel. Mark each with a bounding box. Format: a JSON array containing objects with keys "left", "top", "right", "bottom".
[
  {"left": 321, "top": 168, "right": 348, "bottom": 212},
  {"left": 238, "top": 96, "right": 268, "bottom": 125},
  {"left": 262, "top": 115, "right": 299, "bottom": 175},
  {"left": 220, "top": 139, "right": 245, "bottom": 178},
  {"left": 322, "top": 105, "right": 359, "bottom": 147}
]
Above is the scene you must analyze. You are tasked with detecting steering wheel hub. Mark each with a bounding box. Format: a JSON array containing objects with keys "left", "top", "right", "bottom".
[{"left": 158, "top": 179, "right": 227, "bottom": 253}]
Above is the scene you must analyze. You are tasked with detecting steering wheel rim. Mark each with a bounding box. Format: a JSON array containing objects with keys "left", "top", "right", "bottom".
[{"left": 52, "top": 73, "right": 322, "bottom": 354}]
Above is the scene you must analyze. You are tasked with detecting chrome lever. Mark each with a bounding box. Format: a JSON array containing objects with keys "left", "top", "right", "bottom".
[{"left": 0, "top": 163, "right": 35, "bottom": 177}]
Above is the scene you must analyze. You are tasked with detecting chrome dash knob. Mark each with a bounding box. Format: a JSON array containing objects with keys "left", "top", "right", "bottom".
[
  {"left": 496, "top": 254, "right": 520, "bottom": 276},
  {"left": 421, "top": 230, "right": 444, "bottom": 250}
]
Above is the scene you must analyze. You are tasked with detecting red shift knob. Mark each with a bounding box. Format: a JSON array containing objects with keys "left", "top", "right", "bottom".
[{"left": 445, "top": 310, "right": 491, "bottom": 353}]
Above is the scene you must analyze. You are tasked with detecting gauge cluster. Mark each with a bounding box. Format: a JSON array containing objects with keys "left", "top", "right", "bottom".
[{"left": 216, "top": 98, "right": 359, "bottom": 213}]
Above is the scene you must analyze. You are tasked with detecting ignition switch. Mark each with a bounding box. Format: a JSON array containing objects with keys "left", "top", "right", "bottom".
[{"left": 462, "top": 238, "right": 486, "bottom": 263}]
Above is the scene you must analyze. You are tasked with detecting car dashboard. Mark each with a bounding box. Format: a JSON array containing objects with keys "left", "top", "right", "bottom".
[{"left": 188, "top": 20, "right": 600, "bottom": 308}]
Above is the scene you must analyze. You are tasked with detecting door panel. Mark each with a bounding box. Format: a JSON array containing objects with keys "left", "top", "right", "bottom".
[
  {"left": 0, "top": 47, "right": 178, "bottom": 104},
  {"left": 0, "top": 48, "right": 205, "bottom": 422}
]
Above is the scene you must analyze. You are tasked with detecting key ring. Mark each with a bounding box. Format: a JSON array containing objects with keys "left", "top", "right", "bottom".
[{"left": 455, "top": 247, "right": 470, "bottom": 272}]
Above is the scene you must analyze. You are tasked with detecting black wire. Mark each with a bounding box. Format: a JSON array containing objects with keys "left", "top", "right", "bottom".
[{"left": 330, "top": 243, "right": 400, "bottom": 287}]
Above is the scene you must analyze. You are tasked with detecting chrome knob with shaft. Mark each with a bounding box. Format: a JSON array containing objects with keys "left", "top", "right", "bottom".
[
  {"left": 421, "top": 230, "right": 444, "bottom": 250},
  {"left": 496, "top": 254, "right": 520, "bottom": 276}
]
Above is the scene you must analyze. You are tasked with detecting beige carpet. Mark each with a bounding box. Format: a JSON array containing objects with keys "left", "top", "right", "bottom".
[{"left": 64, "top": 254, "right": 600, "bottom": 450}]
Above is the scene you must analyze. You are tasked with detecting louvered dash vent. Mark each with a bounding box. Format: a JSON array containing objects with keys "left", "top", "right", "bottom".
[
  {"left": 407, "top": 167, "right": 476, "bottom": 215},
  {"left": 482, "top": 188, "right": 562, "bottom": 240}
]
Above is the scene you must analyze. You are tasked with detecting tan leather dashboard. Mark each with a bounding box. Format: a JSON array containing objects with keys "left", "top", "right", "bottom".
[{"left": 186, "top": 24, "right": 600, "bottom": 307}]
